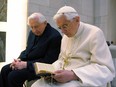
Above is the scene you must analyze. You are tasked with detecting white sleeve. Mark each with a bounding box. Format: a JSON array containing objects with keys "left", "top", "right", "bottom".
[{"left": 72, "top": 29, "right": 115, "bottom": 86}]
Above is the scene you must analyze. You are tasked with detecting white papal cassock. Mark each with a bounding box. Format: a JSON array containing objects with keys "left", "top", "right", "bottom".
[{"left": 31, "top": 22, "right": 115, "bottom": 87}]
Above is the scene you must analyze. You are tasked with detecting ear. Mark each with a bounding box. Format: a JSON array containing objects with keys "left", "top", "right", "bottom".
[
  {"left": 44, "top": 21, "right": 47, "bottom": 25},
  {"left": 75, "top": 16, "right": 80, "bottom": 22}
]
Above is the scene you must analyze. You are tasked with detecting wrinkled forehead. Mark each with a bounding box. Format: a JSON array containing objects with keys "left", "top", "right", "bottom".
[
  {"left": 29, "top": 18, "right": 40, "bottom": 25},
  {"left": 56, "top": 15, "right": 69, "bottom": 26}
]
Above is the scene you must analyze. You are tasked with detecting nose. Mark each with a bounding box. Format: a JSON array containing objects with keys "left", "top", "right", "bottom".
[
  {"left": 61, "top": 29, "right": 67, "bottom": 33},
  {"left": 32, "top": 28, "right": 37, "bottom": 33}
]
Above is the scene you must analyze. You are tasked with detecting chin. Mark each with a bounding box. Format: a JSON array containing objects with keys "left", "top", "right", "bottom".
[
  {"left": 37, "top": 33, "right": 43, "bottom": 36},
  {"left": 67, "top": 36, "right": 72, "bottom": 37},
  {"left": 65, "top": 34, "right": 72, "bottom": 37}
]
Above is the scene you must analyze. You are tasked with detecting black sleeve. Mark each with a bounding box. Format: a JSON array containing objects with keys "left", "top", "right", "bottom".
[
  {"left": 38, "top": 35, "right": 62, "bottom": 63},
  {"left": 18, "top": 50, "right": 26, "bottom": 60},
  {"left": 27, "top": 35, "right": 62, "bottom": 71}
]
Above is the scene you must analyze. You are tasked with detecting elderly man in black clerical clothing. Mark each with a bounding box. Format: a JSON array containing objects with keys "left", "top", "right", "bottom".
[{"left": 1, "top": 12, "right": 62, "bottom": 87}]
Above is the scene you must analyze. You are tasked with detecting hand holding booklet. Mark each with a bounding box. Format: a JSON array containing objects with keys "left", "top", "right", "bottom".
[{"left": 34, "top": 62, "right": 56, "bottom": 77}]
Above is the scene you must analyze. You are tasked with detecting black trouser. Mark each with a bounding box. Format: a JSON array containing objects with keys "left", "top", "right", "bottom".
[
  {"left": 0, "top": 72, "right": 3, "bottom": 87},
  {"left": 1, "top": 64, "right": 38, "bottom": 87}
]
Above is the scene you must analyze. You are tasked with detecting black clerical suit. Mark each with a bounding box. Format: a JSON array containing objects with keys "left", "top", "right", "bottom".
[
  {"left": 0, "top": 73, "right": 3, "bottom": 87},
  {"left": 1, "top": 23, "right": 62, "bottom": 87}
]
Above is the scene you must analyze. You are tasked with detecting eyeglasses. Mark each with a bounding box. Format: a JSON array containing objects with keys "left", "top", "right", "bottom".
[
  {"left": 58, "top": 20, "right": 72, "bottom": 30},
  {"left": 58, "top": 24, "right": 69, "bottom": 29},
  {"left": 31, "top": 25, "right": 39, "bottom": 29}
]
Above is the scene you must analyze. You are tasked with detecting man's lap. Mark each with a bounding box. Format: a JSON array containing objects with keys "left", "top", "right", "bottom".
[
  {"left": 31, "top": 78, "right": 108, "bottom": 87},
  {"left": 1, "top": 63, "right": 37, "bottom": 81},
  {"left": 31, "top": 78, "right": 82, "bottom": 87}
]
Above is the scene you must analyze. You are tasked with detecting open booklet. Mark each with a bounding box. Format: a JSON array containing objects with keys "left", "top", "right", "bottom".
[{"left": 34, "top": 62, "right": 56, "bottom": 77}]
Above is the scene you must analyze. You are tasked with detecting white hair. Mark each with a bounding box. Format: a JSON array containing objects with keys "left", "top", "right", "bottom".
[
  {"left": 27, "top": 13, "right": 46, "bottom": 25},
  {"left": 53, "top": 6, "right": 79, "bottom": 21}
]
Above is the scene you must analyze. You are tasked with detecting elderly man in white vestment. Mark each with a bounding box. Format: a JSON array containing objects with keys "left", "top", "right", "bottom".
[{"left": 31, "top": 6, "right": 115, "bottom": 87}]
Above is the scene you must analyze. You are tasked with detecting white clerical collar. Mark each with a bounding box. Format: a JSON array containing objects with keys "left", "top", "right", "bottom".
[{"left": 73, "top": 22, "right": 84, "bottom": 39}]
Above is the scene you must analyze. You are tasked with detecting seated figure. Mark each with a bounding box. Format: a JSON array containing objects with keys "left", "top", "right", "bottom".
[
  {"left": 1, "top": 12, "right": 62, "bottom": 87},
  {"left": 31, "top": 6, "right": 115, "bottom": 87}
]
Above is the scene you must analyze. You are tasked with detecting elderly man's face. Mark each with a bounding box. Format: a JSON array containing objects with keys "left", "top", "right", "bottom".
[
  {"left": 56, "top": 15, "right": 79, "bottom": 37},
  {"left": 29, "top": 19, "right": 46, "bottom": 36}
]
